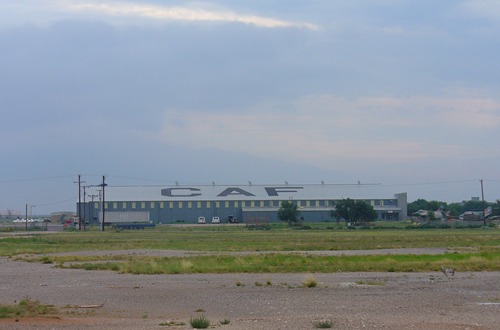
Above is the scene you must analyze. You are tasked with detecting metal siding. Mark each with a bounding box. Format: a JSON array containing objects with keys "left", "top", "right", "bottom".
[{"left": 83, "top": 184, "right": 407, "bottom": 224}]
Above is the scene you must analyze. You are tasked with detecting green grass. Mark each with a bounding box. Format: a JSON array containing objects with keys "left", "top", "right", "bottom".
[
  {"left": 18, "top": 247, "right": 500, "bottom": 274},
  {"left": 1, "top": 226, "right": 499, "bottom": 256},
  {"left": 0, "top": 299, "right": 56, "bottom": 319},
  {"left": 1, "top": 225, "right": 499, "bottom": 274}
]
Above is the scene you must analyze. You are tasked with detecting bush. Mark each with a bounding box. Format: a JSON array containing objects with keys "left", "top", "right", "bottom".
[
  {"left": 302, "top": 274, "right": 318, "bottom": 288},
  {"left": 313, "top": 320, "right": 334, "bottom": 328},
  {"left": 190, "top": 315, "right": 210, "bottom": 329}
]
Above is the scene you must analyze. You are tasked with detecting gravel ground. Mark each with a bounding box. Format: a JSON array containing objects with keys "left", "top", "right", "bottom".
[{"left": 1, "top": 250, "right": 499, "bottom": 329}]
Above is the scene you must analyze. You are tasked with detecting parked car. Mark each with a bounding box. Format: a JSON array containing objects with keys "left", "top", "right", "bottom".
[
  {"left": 211, "top": 216, "right": 220, "bottom": 224},
  {"left": 197, "top": 216, "right": 206, "bottom": 224}
]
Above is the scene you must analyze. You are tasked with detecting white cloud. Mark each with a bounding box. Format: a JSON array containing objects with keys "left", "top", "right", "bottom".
[{"left": 61, "top": 1, "right": 318, "bottom": 29}]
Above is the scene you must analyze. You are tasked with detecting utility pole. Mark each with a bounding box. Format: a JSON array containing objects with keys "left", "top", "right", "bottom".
[
  {"left": 74, "top": 175, "right": 86, "bottom": 230},
  {"left": 101, "top": 175, "right": 106, "bottom": 232},
  {"left": 480, "top": 179, "right": 486, "bottom": 226}
]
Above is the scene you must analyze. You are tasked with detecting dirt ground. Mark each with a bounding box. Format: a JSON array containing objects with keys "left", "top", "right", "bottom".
[{"left": 1, "top": 250, "right": 499, "bottom": 329}]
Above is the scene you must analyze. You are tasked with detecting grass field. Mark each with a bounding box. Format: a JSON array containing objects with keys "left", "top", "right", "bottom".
[{"left": 1, "top": 223, "right": 499, "bottom": 273}]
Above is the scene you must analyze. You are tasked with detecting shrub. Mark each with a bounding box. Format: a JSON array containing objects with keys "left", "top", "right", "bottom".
[
  {"left": 220, "top": 318, "right": 230, "bottom": 325},
  {"left": 313, "top": 320, "right": 334, "bottom": 328},
  {"left": 190, "top": 315, "right": 210, "bottom": 329},
  {"left": 302, "top": 274, "right": 317, "bottom": 288}
]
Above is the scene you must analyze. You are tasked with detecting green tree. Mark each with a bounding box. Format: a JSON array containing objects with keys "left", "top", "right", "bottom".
[
  {"left": 492, "top": 200, "right": 500, "bottom": 216},
  {"left": 407, "top": 199, "right": 448, "bottom": 216},
  {"left": 278, "top": 201, "right": 300, "bottom": 225},
  {"left": 330, "top": 198, "right": 377, "bottom": 225},
  {"left": 448, "top": 200, "right": 492, "bottom": 217}
]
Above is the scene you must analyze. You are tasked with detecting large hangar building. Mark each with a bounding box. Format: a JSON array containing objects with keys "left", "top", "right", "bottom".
[{"left": 83, "top": 184, "right": 407, "bottom": 224}]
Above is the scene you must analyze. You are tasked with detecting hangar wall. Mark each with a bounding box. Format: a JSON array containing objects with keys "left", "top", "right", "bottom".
[{"left": 81, "top": 184, "right": 407, "bottom": 224}]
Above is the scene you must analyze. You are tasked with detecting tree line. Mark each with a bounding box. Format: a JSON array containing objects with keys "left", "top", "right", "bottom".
[
  {"left": 278, "top": 198, "right": 500, "bottom": 226},
  {"left": 278, "top": 199, "right": 377, "bottom": 226},
  {"left": 407, "top": 199, "right": 500, "bottom": 217}
]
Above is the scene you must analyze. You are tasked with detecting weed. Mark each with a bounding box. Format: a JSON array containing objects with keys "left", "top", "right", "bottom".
[
  {"left": 313, "top": 320, "right": 334, "bottom": 328},
  {"left": 266, "top": 280, "right": 272, "bottom": 286},
  {"left": 219, "top": 318, "right": 231, "bottom": 325},
  {"left": 190, "top": 315, "right": 210, "bottom": 329},
  {"left": 40, "top": 256, "right": 53, "bottom": 264},
  {"left": 302, "top": 274, "right": 318, "bottom": 288},
  {"left": 254, "top": 281, "right": 263, "bottom": 286},
  {"left": 0, "top": 299, "right": 56, "bottom": 319},
  {"left": 235, "top": 281, "right": 244, "bottom": 287}
]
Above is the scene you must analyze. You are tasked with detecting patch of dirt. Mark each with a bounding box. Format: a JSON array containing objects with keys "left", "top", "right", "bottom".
[{"left": 1, "top": 252, "right": 499, "bottom": 329}]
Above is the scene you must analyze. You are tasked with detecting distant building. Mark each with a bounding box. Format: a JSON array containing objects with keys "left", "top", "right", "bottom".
[
  {"left": 81, "top": 184, "right": 407, "bottom": 224},
  {"left": 0, "top": 209, "right": 21, "bottom": 219},
  {"left": 50, "top": 211, "right": 75, "bottom": 223}
]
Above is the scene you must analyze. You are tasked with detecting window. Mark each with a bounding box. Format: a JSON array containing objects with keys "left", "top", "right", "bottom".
[
  {"left": 315, "top": 200, "right": 320, "bottom": 207},
  {"left": 206, "top": 201, "right": 211, "bottom": 208},
  {"left": 113, "top": 202, "right": 117, "bottom": 209},
  {"left": 215, "top": 201, "right": 220, "bottom": 208},
  {"left": 188, "top": 201, "right": 192, "bottom": 208},
  {"left": 234, "top": 201, "right": 239, "bottom": 208},
  {"left": 225, "top": 201, "right": 229, "bottom": 208},
  {"left": 150, "top": 202, "right": 155, "bottom": 208},
  {"left": 160, "top": 202, "right": 164, "bottom": 209},
  {"left": 131, "top": 202, "right": 136, "bottom": 209},
  {"left": 241, "top": 201, "right": 246, "bottom": 207},
  {"left": 178, "top": 201, "right": 183, "bottom": 209},
  {"left": 250, "top": 201, "right": 255, "bottom": 207},
  {"left": 259, "top": 201, "right": 264, "bottom": 207},
  {"left": 122, "top": 202, "right": 127, "bottom": 209},
  {"left": 169, "top": 202, "right": 174, "bottom": 209},
  {"left": 306, "top": 200, "right": 311, "bottom": 207},
  {"left": 197, "top": 201, "right": 202, "bottom": 208},
  {"left": 141, "top": 202, "right": 146, "bottom": 209}
]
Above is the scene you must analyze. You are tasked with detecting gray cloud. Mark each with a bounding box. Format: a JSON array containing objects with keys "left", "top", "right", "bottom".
[{"left": 1, "top": 1, "right": 499, "bottom": 213}]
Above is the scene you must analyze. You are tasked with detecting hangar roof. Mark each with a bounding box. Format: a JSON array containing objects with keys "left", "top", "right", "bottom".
[{"left": 88, "top": 184, "right": 406, "bottom": 202}]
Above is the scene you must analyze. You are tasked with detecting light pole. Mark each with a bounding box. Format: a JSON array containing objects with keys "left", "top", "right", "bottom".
[
  {"left": 24, "top": 204, "right": 36, "bottom": 230},
  {"left": 88, "top": 193, "right": 98, "bottom": 225},
  {"left": 82, "top": 186, "right": 87, "bottom": 230},
  {"left": 30, "top": 205, "right": 36, "bottom": 220}
]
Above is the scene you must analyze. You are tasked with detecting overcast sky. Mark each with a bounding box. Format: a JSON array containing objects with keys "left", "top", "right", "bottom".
[{"left": 1, "top": 0, "right": 499, "bottom": 215}]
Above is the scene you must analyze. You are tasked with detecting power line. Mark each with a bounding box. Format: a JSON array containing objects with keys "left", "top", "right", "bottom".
[{"left": 0, "top": 175, "right": 75, "bottom": 184}]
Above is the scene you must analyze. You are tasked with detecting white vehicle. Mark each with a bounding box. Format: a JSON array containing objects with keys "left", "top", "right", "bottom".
[
  {"left": 197, "top": 216, "right": 206, "bottom": 224},
  {"left": 211, "top": 216, "right": 220, "bottom": 224}
]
